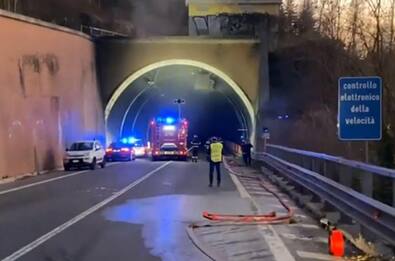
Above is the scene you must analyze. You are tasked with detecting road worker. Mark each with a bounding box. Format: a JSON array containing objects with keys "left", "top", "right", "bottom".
[{"left": 208, "top": 137, "right": 223, "bottom": 187}]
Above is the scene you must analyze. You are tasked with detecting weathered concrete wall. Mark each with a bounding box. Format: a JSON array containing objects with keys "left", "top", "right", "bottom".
[{"left": 0, "top": 11, "right": 104, "bottom": 178}]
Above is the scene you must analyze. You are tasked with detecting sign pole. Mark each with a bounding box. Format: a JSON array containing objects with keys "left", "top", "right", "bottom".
[
  {"left": 262, "top": 127, "right": 270, "bottom": 153},
  {"left": 365, "top": 141, "right": 369, "bottom": 163},
  {"left": 263, "top": 137, "right": 267, "bottom": 152},
  {"left": 174, "top": 98, "right": 185, "bottom": 121}
]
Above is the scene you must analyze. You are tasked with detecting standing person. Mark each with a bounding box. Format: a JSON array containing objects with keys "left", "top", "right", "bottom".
[
  {"left": 190, "top": 135, "right": 201, "bottom": 163},
  {"left": 241, "top": 140, "right": 253, "bottom": 166},
  {"left": 205, "top": 139, "right": 211, "bottom": 162},
  {"left": 208, "top": 137, "right": 223, "bottom": 187}
]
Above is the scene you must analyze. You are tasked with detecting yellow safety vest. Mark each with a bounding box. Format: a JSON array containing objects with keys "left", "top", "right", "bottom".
[{"left": 210, "top": 142, "right": 223, "bottom": 163}]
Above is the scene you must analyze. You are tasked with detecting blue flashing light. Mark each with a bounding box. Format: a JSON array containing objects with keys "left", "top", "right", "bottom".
[
  {"left": 156, "top": 116, "right": 176, "bottom": 124},
  {"left": 121, "top": 137, "right": 140, "bottom": 144},
  {"left": 165, "top": 117, "right": 175, "bottom": 124},
  {"left": 128, "top": 137, "right": 139, "bottom": 144}
]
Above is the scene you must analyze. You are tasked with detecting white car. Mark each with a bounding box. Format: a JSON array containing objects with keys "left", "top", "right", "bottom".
[
  {"left": 63, "top": 140, "right": 106, "bottom": 171},
  {"left": 133, "top": 141, "right": 147, "bottom": 157}
]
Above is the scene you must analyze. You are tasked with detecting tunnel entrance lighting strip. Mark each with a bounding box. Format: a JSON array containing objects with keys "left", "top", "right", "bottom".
[{"left": 104, "top": 59, "right": 256, "bottom": 144}]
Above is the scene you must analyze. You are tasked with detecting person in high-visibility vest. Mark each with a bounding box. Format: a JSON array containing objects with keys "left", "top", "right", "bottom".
[{"left": 208, "top": 137, "right": 223, "bottom": 187}]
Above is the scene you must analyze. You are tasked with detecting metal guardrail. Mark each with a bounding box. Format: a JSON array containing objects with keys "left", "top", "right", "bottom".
[
  {"left": 223, "top": 141, "right": 395, "bottom": 248},
  {"left": 257, "top": 144, "right": 395, "bottom": 207},
  {"left": 254, "top": 152, "right": 395, "bottom": 247},
  {"left": 246, "top": 144, "right": 395, "bottom": 249},
  {"left": 265, "top": 144, "right": 395, "bottom": 179},
  {"left": 223, "top": 141, "right": 395, "bottom": 249}
]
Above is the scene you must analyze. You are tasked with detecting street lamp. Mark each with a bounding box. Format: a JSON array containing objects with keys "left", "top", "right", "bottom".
[{"left": 173, "top": 98, "right": 185, "bottom": 120}]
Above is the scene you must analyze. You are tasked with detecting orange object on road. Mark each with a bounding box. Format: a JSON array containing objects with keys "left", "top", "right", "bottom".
[
  {"left": 329, "top": 229, "right": 345, "bottom": 257},
  {"left": 202, "top": 211, "right": 291, "bottom": 224}
]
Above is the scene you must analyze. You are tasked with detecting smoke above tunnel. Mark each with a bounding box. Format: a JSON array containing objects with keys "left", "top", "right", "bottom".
[{"left": 130, "top": 0, "right": 188, "bottom": 37}]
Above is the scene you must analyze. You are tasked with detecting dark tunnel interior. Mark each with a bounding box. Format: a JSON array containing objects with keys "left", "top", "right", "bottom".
[{"left": 106, "top": 65, "right": 252, "bottom": 145}]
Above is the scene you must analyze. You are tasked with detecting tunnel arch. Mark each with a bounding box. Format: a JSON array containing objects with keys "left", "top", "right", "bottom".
[{"left": 104, "top": 59, "right": 256, "bottom": 145}]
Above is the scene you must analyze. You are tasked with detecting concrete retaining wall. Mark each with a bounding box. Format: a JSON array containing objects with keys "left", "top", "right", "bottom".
[{"left": 0, "top": 11, "right": 104, "bottom": 178}]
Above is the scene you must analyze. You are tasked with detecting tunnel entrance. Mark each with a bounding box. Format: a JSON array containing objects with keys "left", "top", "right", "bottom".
[{"left": 105, "top": 60, "right": 255, "bottom": 146}]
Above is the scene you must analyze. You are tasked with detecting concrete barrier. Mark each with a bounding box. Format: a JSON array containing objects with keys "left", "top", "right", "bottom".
[{"left": 0, "top": 11, "right": 104, "bottom": 178}]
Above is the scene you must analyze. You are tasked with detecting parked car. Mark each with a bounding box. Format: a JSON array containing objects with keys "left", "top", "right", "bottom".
[
  {"left": 105, "top": 142, "right": 135, "bottom": 161},
  {"left": 133, "top": 141, "right": 147, "bottom": 157},
  {"left": 63, "top": 140, "right": 106, "bottom": 171}
]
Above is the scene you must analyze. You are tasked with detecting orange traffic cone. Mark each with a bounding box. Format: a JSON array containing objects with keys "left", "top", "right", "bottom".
[{"left": 329, "top": 229, "right": 345, "bottom": 257}]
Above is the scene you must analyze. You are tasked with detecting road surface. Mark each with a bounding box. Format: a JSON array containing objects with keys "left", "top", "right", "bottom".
[
  {"left": 0, "top": 159, "right": 254, "bottom": 261},
  {"left": 0, "top": 158, "right": 337, "bottom": 261}
]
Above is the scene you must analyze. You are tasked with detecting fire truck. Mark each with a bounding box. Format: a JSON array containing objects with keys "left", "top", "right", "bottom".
[{"left": 149, "top": 117, "right": 188, "bottom": 161}]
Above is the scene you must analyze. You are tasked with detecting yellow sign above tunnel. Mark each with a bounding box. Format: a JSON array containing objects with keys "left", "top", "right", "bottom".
[{"left": 187, "top": 0, "right": 281, "bottom": 16}]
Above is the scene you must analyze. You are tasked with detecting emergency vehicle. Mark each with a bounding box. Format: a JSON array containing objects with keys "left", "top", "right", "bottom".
[{"left": 149, "top": 117, "right": 188, "bottom": 161}]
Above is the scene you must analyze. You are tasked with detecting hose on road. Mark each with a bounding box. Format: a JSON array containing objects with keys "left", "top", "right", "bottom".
[
  {"left": 201, "top": 158, "right": 294, "bottom": 224},
  {"left": 186, "top": 158, "right": 295, "bottom": 261}
]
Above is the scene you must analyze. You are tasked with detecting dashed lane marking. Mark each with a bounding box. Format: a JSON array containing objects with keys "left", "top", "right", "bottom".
[{"left": 1, "top": 161, "right": 171, "bottom": 261}]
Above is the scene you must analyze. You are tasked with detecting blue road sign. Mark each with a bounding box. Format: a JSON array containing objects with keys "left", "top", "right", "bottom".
[{"left": 338, "top": 77, "right": 382, "bottom": 140}]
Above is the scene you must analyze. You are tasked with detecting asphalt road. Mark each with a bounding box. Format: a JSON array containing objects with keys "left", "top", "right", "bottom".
[{"left": 0, "top": 158, "right": 252, "bottom": 261}]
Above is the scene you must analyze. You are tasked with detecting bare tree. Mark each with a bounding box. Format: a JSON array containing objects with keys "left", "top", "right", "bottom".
[
  {"left": 349, "top": 0, "right": 361, "bottom": 53},
  {"left": 282, "top": 0, "right": 297, "bottom": 33},
  {"left": 297, "top": 0, "right": 315, "bottom": 34},
  {"left": 316, "top": 0, "right": 329, "bottom": 33},
  {"left": 389, "top": 0, "right": 395, "bottom": 53}
]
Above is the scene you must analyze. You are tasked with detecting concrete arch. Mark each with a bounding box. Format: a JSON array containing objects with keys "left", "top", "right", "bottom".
[{"left": 104, "top": 59, "right": 256, "bottom": 144}]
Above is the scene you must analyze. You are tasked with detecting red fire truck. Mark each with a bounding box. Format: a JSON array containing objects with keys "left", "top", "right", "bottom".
[{"left": 149, "top": 117, "right": 188, "bottom": 161}]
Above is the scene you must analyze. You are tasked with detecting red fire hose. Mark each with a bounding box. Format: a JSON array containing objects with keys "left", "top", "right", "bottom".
[{"left": 202, "top": 159, "right": 294, "bottom": 224}]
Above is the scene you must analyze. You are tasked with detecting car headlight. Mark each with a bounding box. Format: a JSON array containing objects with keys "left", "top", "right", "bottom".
[{"left": 84, "top": 153, "right": 91, "bottom": 157}]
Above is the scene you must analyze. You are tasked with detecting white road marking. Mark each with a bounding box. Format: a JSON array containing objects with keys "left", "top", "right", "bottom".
[
  {"left": 289, "top": 223, "right": 320, "bottom": 229},
  {"left": 229, "top": 172, "right": 250, "bottom": 199},
  {"left": 252, "top": 195, "right": 296, "bottom": 261},
  {"left": 226, "top": 169, "right": 296, "bottom": 261},
  {"left": 257, "top": 225, "right": 296, "bottom": 261},
  {"left": 0, "top": 163, "right": 120, "bottom": 196},
  {"left": 0, "top": 171, "right": 87, "bottom": 195},
  {"left": 225, "top": 161, "right": 333, "bottom": 261},
  {"left": 1, "top": 162, "right": 171, "bottom": 261},
  {"left": 281, "top": 233, "right": 327, "bottom": 243},
  {"left": 297, "top": 251, "right": 343, "bottom": 260}
]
